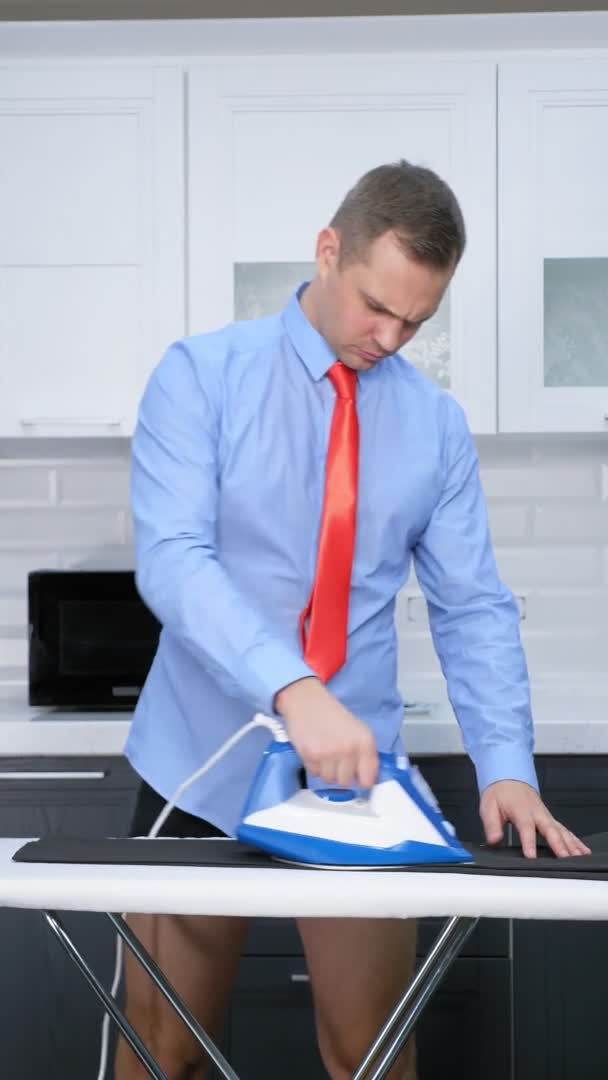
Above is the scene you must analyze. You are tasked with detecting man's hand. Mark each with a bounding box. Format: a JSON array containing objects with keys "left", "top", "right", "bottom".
[
  {"left": 274, "top": 677, "right": 378, "bottom": 789},
  {"left": 480, "top": 780, "right": 591, "bottom": 858}
]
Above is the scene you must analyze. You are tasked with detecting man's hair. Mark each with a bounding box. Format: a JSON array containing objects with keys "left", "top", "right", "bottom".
[{"left": 329, "top": 159, "right": 466, "bottom": 270}]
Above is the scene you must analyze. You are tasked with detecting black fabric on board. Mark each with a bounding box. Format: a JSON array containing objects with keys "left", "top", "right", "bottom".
[{"left": 12, "top": 833, "right": 608, "bottom": 879}]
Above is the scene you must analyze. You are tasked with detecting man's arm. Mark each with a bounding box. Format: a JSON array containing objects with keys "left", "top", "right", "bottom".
[
  {"left": 413, "top": 396, "right": 537, "bottom": 792},
  {"left": 131, "top": 341, "right": 315, "bottom": 714},
  {"left": 413, "top": 397, "right": 588, "bottom": 857}
]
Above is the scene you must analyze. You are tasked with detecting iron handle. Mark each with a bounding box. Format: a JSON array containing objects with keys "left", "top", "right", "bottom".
[{"left": 290, "top": 973, "right": 309, "bottom": 983}]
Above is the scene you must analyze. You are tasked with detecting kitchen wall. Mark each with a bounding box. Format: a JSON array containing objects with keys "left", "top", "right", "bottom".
[{"left": 1, "top": 434, "right": 607, "bottom": 702}]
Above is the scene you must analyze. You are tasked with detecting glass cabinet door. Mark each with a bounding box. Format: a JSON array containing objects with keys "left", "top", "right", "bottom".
[
  {"left": 189, "top": 57, "right": 497, "bottom": 432},
  {"left": 499, "top": 59, "right": 608, "bottom": 432}
]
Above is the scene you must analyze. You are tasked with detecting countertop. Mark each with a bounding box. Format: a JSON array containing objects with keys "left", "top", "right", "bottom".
[{"left": 0, "top": 682, "right": 606, "bottom": 756}]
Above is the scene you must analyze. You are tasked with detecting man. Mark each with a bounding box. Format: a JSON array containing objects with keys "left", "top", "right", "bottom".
[{"left": 116, "top": 160, "right": 589, "bottom": 1080}]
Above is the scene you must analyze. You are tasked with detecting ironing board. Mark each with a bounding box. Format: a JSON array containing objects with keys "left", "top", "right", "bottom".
[{"left": 4, "top": 837, "right": 608, "bottom": 1080}]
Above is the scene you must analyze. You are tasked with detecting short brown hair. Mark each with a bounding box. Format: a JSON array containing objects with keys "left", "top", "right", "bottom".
[{"left": 330, "top": 159, "right": 466, "bottom": 270}]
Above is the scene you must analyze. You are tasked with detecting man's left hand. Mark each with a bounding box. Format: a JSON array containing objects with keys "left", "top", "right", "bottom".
[{"left": 480, "top": 780, "right": 591, "bottom": 859}]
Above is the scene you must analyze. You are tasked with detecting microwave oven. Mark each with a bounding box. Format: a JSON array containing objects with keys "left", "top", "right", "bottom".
[{"left": 28, "top": 569, "right": 161, "bottom": 708}]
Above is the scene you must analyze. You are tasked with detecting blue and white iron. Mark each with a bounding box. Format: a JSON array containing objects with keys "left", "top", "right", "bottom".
[{"left": 237, "top": 731, "right": 472, "bottom": 868}]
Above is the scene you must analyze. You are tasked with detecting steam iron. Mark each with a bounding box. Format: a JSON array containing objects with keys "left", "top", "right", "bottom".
[{"left": 237, "top": 734, "right": 472, "bottom": 868}]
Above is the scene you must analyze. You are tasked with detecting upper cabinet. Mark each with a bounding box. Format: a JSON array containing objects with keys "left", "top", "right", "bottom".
[
  {"left": 0, "top": 65, "right": 185, "bottom": 437},
  {"left": 498, "top": 59, "right": 608, "bottom": 433},
  {"left": 188, "top": 58, "right": 498, "bottom": 434}
]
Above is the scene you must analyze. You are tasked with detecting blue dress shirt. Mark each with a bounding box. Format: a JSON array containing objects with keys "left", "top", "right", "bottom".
[{"left": 125, "top": 285, "right": 538, "bottom": 836}]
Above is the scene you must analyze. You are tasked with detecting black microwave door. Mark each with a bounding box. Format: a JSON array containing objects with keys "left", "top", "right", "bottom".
[{"left": 28, "top": 571, "right": 161, "bottom": 707}]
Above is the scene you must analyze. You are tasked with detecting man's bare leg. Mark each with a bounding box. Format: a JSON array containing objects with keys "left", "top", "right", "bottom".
[
  {"left": 297, "top": 916, "right": 417, "bottom": 1080},
  {"left": 114, "top": 912, "right": 250, "bottom": 1080}
]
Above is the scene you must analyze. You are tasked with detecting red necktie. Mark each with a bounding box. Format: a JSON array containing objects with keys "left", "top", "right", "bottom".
[{"left": 299, "top": 361, "right": 359, "bottom": 682}]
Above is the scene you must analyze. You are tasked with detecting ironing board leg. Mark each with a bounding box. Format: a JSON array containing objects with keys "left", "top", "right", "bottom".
[
  {"left": 43, "top": 910, "right": 168, "bottom": 1080},
  {"left": 108, "top": 912, "right": 239, "bottom": 1080},
  {"left": 352, "top": 915, "right": 480, "bottom": 1080}
]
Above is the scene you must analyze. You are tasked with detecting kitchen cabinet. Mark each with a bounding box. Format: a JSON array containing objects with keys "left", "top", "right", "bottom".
[
  {"left": 498, "top": 58, "right": 608, "bottom": 432},
  {"left": 0, "top": 65, "right": 185, "bottom": 438},
  {"left": 3, "top": 43, "right": 607, "bottom": 438},
  {"left": 512, "top": 756, "right": 608, "bottom": 1080},
  {"left": 0, "top": 755, "right": 139, "bottom": 1080},
  {"left": 187, "top": 57, "right": 498, "bottom": 434},
  {"left": 226, "top": 955, "right": 511, "bottom": 1080}
]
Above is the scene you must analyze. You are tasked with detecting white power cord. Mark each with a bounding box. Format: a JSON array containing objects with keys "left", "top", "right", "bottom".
[{"left": 96, "top": 713, "right": 288, "bottom": 1080}]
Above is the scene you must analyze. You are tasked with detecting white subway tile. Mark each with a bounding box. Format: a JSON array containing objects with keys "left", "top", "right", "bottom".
[
  {"left": 0, "top": 594, "right": 27, "bottom": 629},
  {"left": 58, "top": 465, "right": 130, "bottom": 506},
  {"left": 0, "top": 464, "right": 53, "bottom": 504},
  {"left": 534, "top": 503, "right": 608, "bottom": 541},
  {"left": 0, "top": 509, "right": 124, "bottom": 546},
  {"left": 0, "top": 670, "right": 27, "bottom": 699},
  {"left": 397, "top": 625, "right": 607, "bottom": 682},
  {"left": 494, "top": 546, "right": 600, "bottom": 587},
  {"left": 476, "top": 438, "right": 534, "bottom": 469},
  {"left": 481, "top": 466, "right": 598, "bottom": 499},
  {"left": 521, "top": 630, "right": 608, "bottom": 676},
  {"left": 487, "top": 502, "right": 530, "bottom": 541},
  {"left": 397, "top": 587, "right": 526, "bottom": 632},
  {"left": 124, "top": 512, "right": 134, "bottom": 545},
  {"left": 524, "top": 589, "right": 608, "bottom": 631},
  {"left": 0, "top": 635, "right": 27, "bottom": 668},
  {"left": 58, "top": 546, "right": 135, "bottom": 570},
  {"left": 397, "top": 633, "right": 443, "bottom": 678},
  {"left": 0, "top": 550, "right": 59, "bottom": 590}
]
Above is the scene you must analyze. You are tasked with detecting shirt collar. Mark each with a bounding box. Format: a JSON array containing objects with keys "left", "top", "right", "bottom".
[{"left": 281, "top": 282, "right": 337, "bottom": 382}]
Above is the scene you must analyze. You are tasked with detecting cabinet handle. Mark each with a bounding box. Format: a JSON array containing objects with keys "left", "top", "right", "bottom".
[
  {"left": 20, "top": 417, "right": 123, "bottom": 429},
  {"left": 290, "top": 973, "right": 310, "bottom": 983},
  {"left": 0, "top": 771, "right": 107, "bottom": 781},
  {"left": 604, "top": 414, "right": 608, "bottom": 422}
]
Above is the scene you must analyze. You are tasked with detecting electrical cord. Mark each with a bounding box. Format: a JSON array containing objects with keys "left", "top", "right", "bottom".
[{"left": 96, "top": 713, "right": 288, "bottom": 1080}]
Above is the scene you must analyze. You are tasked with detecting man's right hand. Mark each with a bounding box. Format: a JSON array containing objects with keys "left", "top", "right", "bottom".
[{"left": 274, "top": 677, "right": 378, "bottom": 789}]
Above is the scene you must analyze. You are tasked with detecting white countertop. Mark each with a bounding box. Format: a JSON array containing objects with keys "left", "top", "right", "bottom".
[{"left": 0, "top": 682, "right": 606, "bottom": 756}]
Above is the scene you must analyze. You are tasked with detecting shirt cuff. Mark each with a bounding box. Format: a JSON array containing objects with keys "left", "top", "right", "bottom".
[
  {"left": 472, "top": 744, "right": 539, "bottom": 795},
  {"left": 244, "top": 640, "right": 317, "bottom": 717}
]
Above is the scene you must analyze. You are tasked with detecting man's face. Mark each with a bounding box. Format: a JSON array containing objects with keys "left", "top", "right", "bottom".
[{"left": 314, "top": 229, "right": 455, "bottom": 372}]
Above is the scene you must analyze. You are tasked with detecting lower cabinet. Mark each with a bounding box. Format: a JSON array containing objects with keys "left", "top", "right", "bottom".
[
  {"left": 512, "top": 756, "right": 608, "bottom": 1080},
  {"left": 0, "top": 756, "right": 139, "bottom": 1080},
  {"left": 227, "top": 956, "right": 325, "bottom": 1079},
  {"left": 0, "top": 753, "right": 606, "bottom": 1079},
  {"left": 225, "top": 952, "right": 511, "bottom": 1080}
]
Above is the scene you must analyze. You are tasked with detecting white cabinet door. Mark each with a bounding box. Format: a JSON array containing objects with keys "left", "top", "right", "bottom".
[
  {"left": 499, "top": 58, "right": 608, "bottom": 432},
  {"left": 0, "top": 66, "right": 184, "bottom": 437},
  {"left": 188, "top": 57, "right": 497, "bottom": 433}
]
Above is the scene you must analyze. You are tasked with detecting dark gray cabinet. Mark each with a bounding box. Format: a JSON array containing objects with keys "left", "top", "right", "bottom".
[
  {"left": 0, "top": 756, "right": 139, "bottom": 1080},
  {"left": 512, "top": 756, "right": 608, "bottom": 1080}
]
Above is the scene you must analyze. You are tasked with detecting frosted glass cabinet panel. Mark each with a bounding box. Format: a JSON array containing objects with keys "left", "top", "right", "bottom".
[
  {"left": 499, "top": 60, "right": 608, "bottom": 431},
  {"left": 234, "top": 262, "right": 451, "bottom": 389},
  {"left": 544, "top": 259, "right": 608, "bottom": 388},
  {"left": 189, "top": 58, "right": 497, "bottom": 432}
]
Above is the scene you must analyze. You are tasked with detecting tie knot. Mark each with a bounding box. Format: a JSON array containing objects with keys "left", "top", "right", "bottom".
[{"left": 328, "top": 361, "right": 357, "bottom": 400}]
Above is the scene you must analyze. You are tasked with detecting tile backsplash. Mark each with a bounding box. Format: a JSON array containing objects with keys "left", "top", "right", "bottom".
[{"left": 1, "top": 436, "right": 607, "bottom": 701}]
